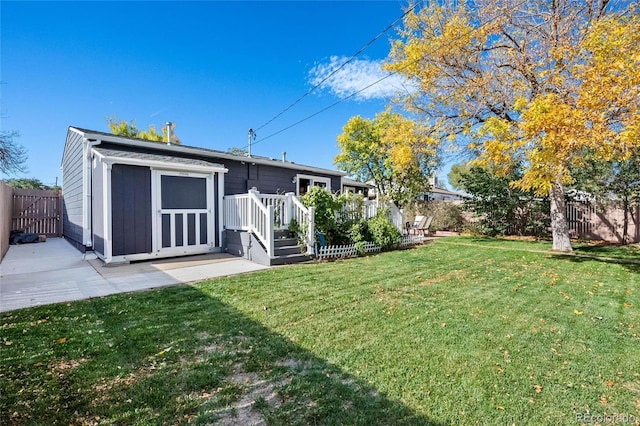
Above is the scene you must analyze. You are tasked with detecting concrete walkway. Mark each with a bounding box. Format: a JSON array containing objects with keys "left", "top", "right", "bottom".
[{"left": 0, "top": 238, "right": 269, "bottom": 312}]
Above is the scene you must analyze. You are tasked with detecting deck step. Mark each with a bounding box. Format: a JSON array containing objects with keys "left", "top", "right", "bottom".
[{"left": 270, "top": 253, "right": 312, "bottom": 266}]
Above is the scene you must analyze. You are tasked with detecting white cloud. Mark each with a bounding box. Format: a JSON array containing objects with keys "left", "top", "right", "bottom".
[{"left": 308, "top": 56, "right": 414, "bottom": 102}]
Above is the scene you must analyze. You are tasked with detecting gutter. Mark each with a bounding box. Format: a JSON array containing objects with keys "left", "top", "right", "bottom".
[{"left": 82, "top": 137, "right": 101, "bottom": 249}]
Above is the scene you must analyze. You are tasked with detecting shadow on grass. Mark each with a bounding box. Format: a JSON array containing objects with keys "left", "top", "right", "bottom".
[
  {"left": 549, "top": 252, "right": 640, "bottom": 274},
  {"left": 1, "top": 285, "right": 439, "bottom": 425}
]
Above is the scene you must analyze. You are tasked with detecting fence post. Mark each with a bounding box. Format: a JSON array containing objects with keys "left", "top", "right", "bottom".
[
  {"left": 284, "top": 192, "right": 295, "bottom": 228},
  {"left": 307, "top": 206, "right": 315, "bottom": 255},
  {"left": 267, "top": 205, "right": 274, "bottom": 258}
]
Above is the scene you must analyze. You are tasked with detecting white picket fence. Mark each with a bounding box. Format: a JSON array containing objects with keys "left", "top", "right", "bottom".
[{"left": 316, "top": 235, "right": 425, "bottom": 260}]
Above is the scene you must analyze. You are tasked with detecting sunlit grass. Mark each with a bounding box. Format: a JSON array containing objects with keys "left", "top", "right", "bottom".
[{"left": 1, "top": 236, "right": 638, "bottom": 424}]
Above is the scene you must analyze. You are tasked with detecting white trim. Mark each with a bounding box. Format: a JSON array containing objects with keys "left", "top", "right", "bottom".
[
  {"left": 153, "top": 170, "right": 216, "bottom": 257},
  {"left": 99, "top": 246, "right": 223, "bottom": 264},
  {"left": 103, "top": 161, "right": 112, "bottom": 261},
  {"left": 82, "top": 138, "right": 101, "bottom": 247},
  {"left": 217, "top": 172, "right": 224, "bottom": 247},
  {"left": 92, "top": 149, "right": 228, "bottom": 175},
  {"left": 296, "top": 173, "right": 332, "bottom": 196}
]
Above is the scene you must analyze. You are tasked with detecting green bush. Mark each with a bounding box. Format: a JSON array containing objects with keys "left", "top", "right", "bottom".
[
  {"left": 424, "top": 202, "right": 466, "bottom": 232},
  {"left": 367, "top": 212, "right": 401, "bottom": 250},
  {"left": 301, "top": 187, "right": 339, "bottom": 244}
]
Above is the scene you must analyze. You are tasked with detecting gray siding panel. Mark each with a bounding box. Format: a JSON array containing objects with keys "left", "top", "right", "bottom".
[
  {"left": 61, "top": 130, "right": 85, "bottom": 247},
  {"left": 223, "top": 161, "right": 339, "bottom": 196},
  {"left": 111, "top": 164, "right": 152, "bottom": 256}
]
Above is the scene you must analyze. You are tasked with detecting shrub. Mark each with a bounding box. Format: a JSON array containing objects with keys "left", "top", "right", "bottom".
[
  {"left": 424, "top": 202, "right": 466, "bottom": 232},
  {"left": 301, "top": 187, "right": 339, "bottom": 243},
  {"left": 367, "top": 212, "right": 401, "bottom": 250}
]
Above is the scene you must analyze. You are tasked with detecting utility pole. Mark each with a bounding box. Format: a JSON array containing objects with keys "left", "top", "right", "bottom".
[{"left": 248, "top": 128, "right": 256, "bottom": 157}]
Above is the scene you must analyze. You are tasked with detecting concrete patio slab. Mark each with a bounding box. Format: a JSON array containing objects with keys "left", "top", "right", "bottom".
[{"left": 0, "top": 238, "right": 269, "bottom": 312}]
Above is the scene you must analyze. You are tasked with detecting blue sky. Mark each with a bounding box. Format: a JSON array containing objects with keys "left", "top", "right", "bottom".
[{"left": 2, "top": 1, "right": 449, "bottom": 187}]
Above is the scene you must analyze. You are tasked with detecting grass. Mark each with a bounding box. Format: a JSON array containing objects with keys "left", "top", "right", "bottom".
[{"left": 1, "top": 236, "right": 639, "bottom": 424}]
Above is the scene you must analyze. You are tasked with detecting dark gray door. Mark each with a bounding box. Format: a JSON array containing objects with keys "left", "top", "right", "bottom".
[{"left": 111, "top": 164, "right": 152, "bottom": 256}]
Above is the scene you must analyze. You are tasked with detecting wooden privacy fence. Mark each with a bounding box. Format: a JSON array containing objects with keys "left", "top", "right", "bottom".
[
  {"left": 1, "top": 181, "right": 13, "bottom": 262},
  {"left": 12, "top": 189, "right": 62, "bottom": 237}
]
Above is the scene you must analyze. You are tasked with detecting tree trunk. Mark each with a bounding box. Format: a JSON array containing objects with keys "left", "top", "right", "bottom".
[
  {"left": 549, "top": 181, "right": 572, "bottom": 252},
  {"left": 622, "top": 194, "right": 629, "bottom": 245}
]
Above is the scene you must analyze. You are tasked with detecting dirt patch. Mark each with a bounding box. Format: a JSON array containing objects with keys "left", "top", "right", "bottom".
[{"left": 214, "top": 361, "right": 292, "bottom": 425}]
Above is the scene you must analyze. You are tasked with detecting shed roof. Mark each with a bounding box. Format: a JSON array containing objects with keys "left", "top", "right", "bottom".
[{"left": 93, "top": 147, "right": 225, "bottom": 170}]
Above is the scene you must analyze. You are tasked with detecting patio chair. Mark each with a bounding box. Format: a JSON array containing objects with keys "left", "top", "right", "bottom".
[
  {"left": 413, "top": 216, "right": 433, "bottom": 236},
  {"left": 409, "top": 215, "right": 426, "bottom": 235},
  {"left": 416, "top": 216, "right": 433, "bottom": 236}
]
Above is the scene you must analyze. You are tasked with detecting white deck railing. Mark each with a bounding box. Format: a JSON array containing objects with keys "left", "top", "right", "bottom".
[
  {"left": 248, "top": 190, "right": 274, "bottom": 257},
  {"left": 223, "top": 190, "right": 314, "bottom": 258},
  {"left": 292, "top": 195, "right": 315, "bottom": 255},
  {"left": 223, "top": 194, "right": 250, "bottom": 230},
  {"left": 223, "top": 190, "right": 401, "bottom": 259}
]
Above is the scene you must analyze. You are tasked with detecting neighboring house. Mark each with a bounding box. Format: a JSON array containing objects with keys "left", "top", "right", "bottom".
[
  {"left": 61, "top": 126, "right": 376, "bottom": 265},
  {"left": 421, "top": 186, "right": 465, "bottom": 202},
  {"left": 366, "top": 173, "right": 465, "bottom": 202}
]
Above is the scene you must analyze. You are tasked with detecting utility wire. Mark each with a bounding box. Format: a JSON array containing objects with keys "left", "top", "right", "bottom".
[
  {"left": 252, "top": 1, "right": 423, "bottom": 133},
  {"left": 245, "top": 0, "right": 529, "bottom": 150}
]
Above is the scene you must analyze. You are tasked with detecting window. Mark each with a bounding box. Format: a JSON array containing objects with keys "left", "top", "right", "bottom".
[{"left": 296, "top": 174, "right": 331, "bottom": 196}]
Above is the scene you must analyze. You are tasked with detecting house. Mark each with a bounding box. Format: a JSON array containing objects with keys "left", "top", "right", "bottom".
[
  {"left": 341, "top": 177, "right": 372, "bottom": 196},
  {"left": 421, "top": 187, "right": 465, "bottom": 202},
  {"left": 61, "top": 126, "right": 376, "bottom": 265}
]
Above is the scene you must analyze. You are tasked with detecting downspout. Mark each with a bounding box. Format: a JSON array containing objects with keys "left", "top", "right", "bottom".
[{"left": 82, "top": 138, "right": 101, "bottom": 250}]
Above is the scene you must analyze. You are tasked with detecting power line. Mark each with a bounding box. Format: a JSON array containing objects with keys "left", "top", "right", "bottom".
[
  {"left": 252, "top": 1, "right": 423, "bottom": 133},
  {"left": 245, "top": 0, "right": 529, "bottom": 151}
]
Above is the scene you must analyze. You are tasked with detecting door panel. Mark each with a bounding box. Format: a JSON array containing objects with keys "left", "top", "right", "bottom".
[
  {"left": 155, "top": 171, "right": 213, "bottom": 254},
  {"left": 111, "top": 165, "right": 152, "bottom": 256}
]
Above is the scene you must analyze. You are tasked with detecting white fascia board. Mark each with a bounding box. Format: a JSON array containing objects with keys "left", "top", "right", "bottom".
[{"left": 92, "top": 149, "right": 229, "bottom": 174}]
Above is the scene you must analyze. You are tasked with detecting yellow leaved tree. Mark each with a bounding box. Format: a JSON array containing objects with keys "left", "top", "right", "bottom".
[
  {"left": 335, "top": 110, "right": 438, "bottom": 208},
  {"left": 106, "top": 117, "right": 181, "bottom": 145},
  {"left": 386, "top": 0, "right": 640, "bottom": 251}
]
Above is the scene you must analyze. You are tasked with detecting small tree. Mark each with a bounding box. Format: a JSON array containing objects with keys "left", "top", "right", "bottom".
[
  {"left": 462, "top": 166, "right": 549, "bottom": 237},
  {"left": 335, "top": 110, "right": 438, "bottom": 208},
  {"left": 107, "top": 117, "right": 181, "bottom": 144}
]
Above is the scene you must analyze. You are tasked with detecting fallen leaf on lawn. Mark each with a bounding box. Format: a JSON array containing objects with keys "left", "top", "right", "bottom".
[
  {"left": 573, "top": 309, "right": 584, "bottom": 315},
  {"left": 4, "top": 341, "right": 12, "bottom": 346},
  {"left": 534, "top": 385, "right": 543, "bottom": 393},
  {"left": 606, "top": 381, "right": 614, "bottom": 387},
  {"left": 623, "top": 303, "right": 632, "bottom": 307},
  {"left": 496, "top": 406, "right": 505, "bottom": 410},
  {"left": 440, "top": 323, "right": 446, "bottom": 327},
  {"left": 156, "top": 346, "right": 172, "bottom": 356},
  {"left": 56, "top": 337, "right": 67, "bottom": 343}
]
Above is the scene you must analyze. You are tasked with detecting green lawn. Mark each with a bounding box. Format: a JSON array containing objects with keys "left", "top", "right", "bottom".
[{"left": 1, "top": 237, "right": 639, "bottom": 424}]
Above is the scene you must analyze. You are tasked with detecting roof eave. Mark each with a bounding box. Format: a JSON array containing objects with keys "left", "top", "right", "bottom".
[{"left": 68, "top": 126, "right": 346, "bottom": 177}]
